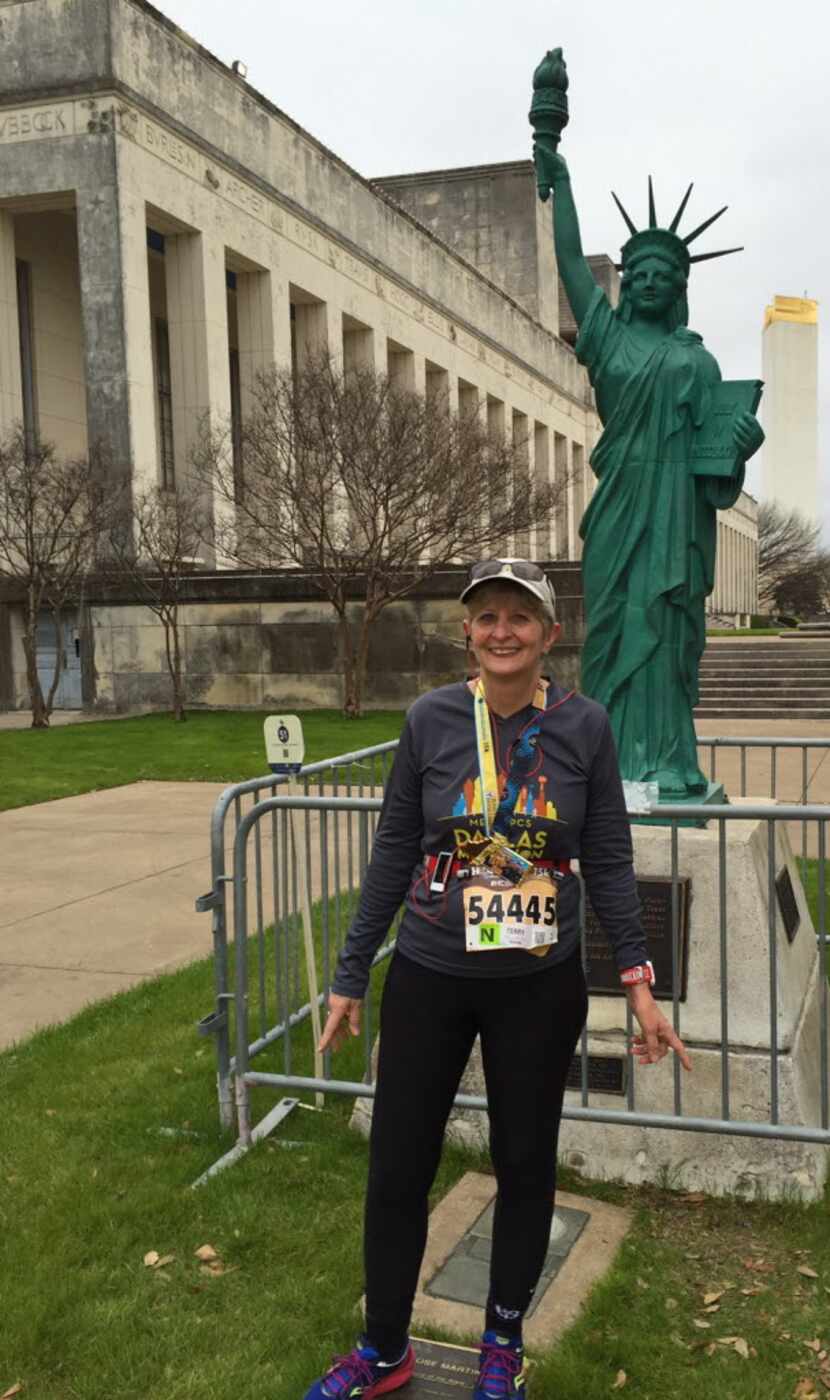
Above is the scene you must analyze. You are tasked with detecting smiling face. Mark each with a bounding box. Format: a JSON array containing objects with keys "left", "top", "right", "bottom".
[
  {"left": 463, "top": 582, "right": 559, "bottom": 685},
  {"left": 624, "top": 254, "right": 685, "bottom": 320}
]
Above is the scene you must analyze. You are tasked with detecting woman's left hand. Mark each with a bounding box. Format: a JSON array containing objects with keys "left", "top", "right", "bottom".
[
  {"left": 628, "top": 985, "right": 692, "bottom": 1070},
  {"left": 733, "top": 410, "right": 765, "bottom": 463}
]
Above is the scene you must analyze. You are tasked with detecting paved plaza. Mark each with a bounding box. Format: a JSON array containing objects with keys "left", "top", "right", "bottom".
[{"left": 1, "top": 718, "right": 828, "bottom": 1049}]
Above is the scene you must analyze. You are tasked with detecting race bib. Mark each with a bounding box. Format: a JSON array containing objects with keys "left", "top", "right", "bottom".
[{"left": 463, "top": 872, "right": 558, "bottom": 953}]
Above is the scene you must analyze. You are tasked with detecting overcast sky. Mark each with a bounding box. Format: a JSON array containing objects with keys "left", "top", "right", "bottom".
[{"left": 155, "top": 0, "right": 829, "bottom": 538}]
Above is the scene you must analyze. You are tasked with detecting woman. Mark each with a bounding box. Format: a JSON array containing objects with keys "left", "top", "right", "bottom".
[
  {"left": 302, "top": 559, "right": 690, "bottom": 1400},
  {"left": 536, "top": 151, "right": 765, "bottom": 797}
]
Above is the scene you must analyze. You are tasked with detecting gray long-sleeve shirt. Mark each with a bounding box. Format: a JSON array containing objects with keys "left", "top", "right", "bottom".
[{"left": 333, "top": 680, "right": 648, "bottom": 997}]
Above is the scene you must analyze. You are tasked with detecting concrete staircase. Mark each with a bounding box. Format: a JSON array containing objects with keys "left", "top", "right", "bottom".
[{"left": 695, "top": 638, "right": 830, "bottom": 720}]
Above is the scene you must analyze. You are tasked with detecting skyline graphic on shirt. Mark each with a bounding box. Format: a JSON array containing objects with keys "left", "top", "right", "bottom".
[{"left": 450, "top": 772, "right": 558, "bottom": 821}]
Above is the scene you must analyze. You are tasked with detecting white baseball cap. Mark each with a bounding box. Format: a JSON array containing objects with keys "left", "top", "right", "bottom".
[{"left": 459, "top": 559, "right": 557, "bottom": 621}]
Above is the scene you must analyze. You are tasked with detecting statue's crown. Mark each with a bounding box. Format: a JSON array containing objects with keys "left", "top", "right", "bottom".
[{"left": 615, "top": 179, "right": 743, "bottom": 275}]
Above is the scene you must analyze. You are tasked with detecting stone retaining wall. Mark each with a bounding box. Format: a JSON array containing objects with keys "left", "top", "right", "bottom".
[{"left": 1, "top": 563, "right": 584, "bottom": 712}]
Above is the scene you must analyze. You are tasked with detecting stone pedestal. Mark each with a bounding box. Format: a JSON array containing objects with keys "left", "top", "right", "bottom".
[
  {"left": 353, "top": 809, "right": 829, "bottom": 1200},
  {"left": 557, "top": 811, "right": 829, "bottom": 1200}
]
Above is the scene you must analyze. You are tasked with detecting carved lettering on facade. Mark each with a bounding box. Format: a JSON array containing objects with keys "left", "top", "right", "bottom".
[
  {"left": 140, "top": 119, "right": 196, "bottom": 173},
  {"left": 0, "top": 103, "right": 73, "bottom": 143}
]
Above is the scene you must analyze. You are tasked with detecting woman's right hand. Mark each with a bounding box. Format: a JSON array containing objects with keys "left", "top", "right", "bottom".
[
  {"left": 318, "top": 993, "right": 363, "bottom": 1053},
  {"left": 533, "top": 142, "right": 569, "bottom": 202}
]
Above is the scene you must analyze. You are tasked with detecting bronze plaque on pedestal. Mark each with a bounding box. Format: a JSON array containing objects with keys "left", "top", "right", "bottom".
[
  {"left": 409, "top": 1339, "right": 480, "bottom": 1396},
  {"left": 584, "top": 877, "right": 691, "bottom": 1000}
]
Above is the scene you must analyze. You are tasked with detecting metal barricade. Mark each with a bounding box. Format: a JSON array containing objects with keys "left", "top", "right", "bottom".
[
  {"left": 697, "top": 736, "right": 830, "bottom": 865},
  {"left": 202, "top": 781, "right": 830, "bottom": 1168},
  {"left": 696, "top": 737, "right": 830, "bottom": 805},
  {"left": 195, "top": 742, "right": 397, "bottom": 1128}
]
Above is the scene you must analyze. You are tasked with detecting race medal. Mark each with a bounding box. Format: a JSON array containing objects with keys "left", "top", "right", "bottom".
[{"left": 463, "top": 871, "right": 558, "bottom": 954}]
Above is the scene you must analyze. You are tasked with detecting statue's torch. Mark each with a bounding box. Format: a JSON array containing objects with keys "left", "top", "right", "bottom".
[{"left": 529, "top": 47, "right": 569, "bottom": 202}]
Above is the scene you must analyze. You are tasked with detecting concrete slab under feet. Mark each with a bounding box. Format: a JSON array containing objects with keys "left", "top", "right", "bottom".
[{"left": 410, "top": 1171, "right": 631, "bottom": 1349}]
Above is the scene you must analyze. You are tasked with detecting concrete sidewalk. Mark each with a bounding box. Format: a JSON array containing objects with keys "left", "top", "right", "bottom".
[{"left": 0, "top": 781, "right": 226, "bottom": 1049}]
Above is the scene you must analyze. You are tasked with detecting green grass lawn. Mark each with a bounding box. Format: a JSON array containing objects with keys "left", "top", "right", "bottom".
[
  {"left": 2, "top": 941, "right": 830, "bottom": 1400},
  {"left": 0, "top": 709, "right": 405, "bottom": 812}
]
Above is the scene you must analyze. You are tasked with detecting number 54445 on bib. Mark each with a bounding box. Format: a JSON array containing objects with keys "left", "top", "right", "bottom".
[{"left": 463, "top": 874, "right": 558, "bottom": 953}]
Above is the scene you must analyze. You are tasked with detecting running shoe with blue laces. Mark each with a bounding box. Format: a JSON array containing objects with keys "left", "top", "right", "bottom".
[
  {"left": 302, "top": 1338, "right": 415, "bottom": 1399},
  {"left": 473, "top": 1331, "right": 526, "bottom": 1399}
]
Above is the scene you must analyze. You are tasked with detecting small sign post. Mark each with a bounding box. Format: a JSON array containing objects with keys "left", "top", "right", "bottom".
[
  {"left": 264, "top": 714, "right": 305, "bottom": 775},
  {"left": 263, "top": 716, "right": 323, "bottom": 1101}
]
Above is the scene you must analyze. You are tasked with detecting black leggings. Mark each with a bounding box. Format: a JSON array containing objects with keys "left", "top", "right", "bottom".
[{"left": 364, "top": 950, "right": 588, "bottom": 1355}]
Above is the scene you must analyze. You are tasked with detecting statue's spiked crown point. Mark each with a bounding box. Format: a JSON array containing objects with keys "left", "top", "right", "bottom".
[{"left": 614, "top": 181, "right": 744, "bottom": 274}]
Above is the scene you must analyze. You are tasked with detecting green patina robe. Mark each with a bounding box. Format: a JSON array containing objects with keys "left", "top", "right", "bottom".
[{"left": 576, "top": 287, "right": 744, "bottom": 797}]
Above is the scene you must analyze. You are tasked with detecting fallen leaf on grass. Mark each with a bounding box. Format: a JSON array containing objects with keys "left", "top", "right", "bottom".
[
  {"left": 611, "top": 1371, "right": 627, "bottom": 1390},
  {"left": 743, "top": 1256, "right": 775, "bottom": 1274},
  {"left": 793, "top": 1381, "right": 819, "bottom": 1399},
  {"left": 143, "top": 1251, "right": 160, "bottom": 1267},
  {"left": 199, "top": 1261, "right": 239, "bottom": 1278},
  {"left": 704, "top": 1290, "right": 725, "bottom": 1305},
  {"left": 805, "top": 1341, "right": 824, "bottom": 1355},
  {"left": 194, "top": 1243, "right": 220, "bottom": 1262},
  {"left": 798, "top": 1266, "right": 820, "bottom": 1280},
  {"left": 693, "top": 1319, "right": 712, "bottom": 1330},
  {"left": 153, "top": 1254, "right": 175, "bottom": 1270},
  {"left": 45, "top": 1109, "right": 56, "bottom": 1117},
  {"left": 715, "top": 1336, "right": 750, "bottom": 1359},
  {"left": 1, "top": 1385, "right": 23, "bottom": 1399}
]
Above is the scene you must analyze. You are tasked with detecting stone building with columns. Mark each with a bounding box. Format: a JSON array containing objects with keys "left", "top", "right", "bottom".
[{"left": 0, "top": 0, "right": 757, "bottom": 712}]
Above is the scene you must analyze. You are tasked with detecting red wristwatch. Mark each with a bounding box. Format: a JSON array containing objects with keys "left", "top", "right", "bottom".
[{"left": 620, "top": 961, "right": 655, "bottom": 989}]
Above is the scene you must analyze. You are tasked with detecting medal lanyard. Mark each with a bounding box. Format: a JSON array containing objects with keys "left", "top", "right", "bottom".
[{"left": 473, "top": 678, "right": 546, "bottom": 838}]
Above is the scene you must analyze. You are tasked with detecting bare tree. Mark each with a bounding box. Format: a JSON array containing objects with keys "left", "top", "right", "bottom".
[
  {"left": 109, "top": 485, "right": 208, "bottom": 721},
  {"left": 0, "top": 428, "right": 115, "bottom": 728},
  {"left": 772, "top": 554, "right": 830, "bottom": 619},
  {"left": 195, "top": 356, "right": 570, "bottom": 717},
  {"left": 757, "top": 501, "right": 823, "bottom": 612}
]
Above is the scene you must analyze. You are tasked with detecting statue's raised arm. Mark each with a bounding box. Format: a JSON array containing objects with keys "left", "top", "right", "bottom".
[
  {"left": 528, "top": 48, "right": 765, "bottom": 805},
  {"left": 529, "top": 49, "right": 596, "bottom": 328}
]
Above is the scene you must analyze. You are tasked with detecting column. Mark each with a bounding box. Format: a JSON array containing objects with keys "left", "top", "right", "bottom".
[
  {"left": 533, "top": 422, "right": 551, "bottom": 561},
  {"left": 77, "top": 180, "right": 146, "bottom": 497},
  {"left": 487, "top": 395, "right": 506, "bottom": 535},
  {"left": 342, "top": 314, "right": 384, "bottom": 376},
  {"left": 236, "top": 268, "right": 291, "bottom": 417},
  {"left": 291, "top": 294, "right": 335, "bottom": 370},
  {"left": 165, "top": 229, "right": 232, "bottom": 553},
  {"left": 570, "top": 442, "right": 585, "bottom": 559},
  {"left": 0, "top": 211, "right": 23, "bottom": 436},
  {"left": 115, "top": 184, "right": 157, "bottom": 499},
  {"left": 552, "top": 432, "right": 569, "bottom": 560},
  {"left": 512, "top": 409, "right": 530, "bottom": 557}
]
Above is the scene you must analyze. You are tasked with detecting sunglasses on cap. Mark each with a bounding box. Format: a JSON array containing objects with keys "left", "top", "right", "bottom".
[{"left": 467, "top": 559, "right": 546, "bottom": 585}]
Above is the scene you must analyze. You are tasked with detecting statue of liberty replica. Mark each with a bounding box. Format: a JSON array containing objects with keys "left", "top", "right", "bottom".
[{"left": 530, "top": 51, "right": 765, "bottom": 802}]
